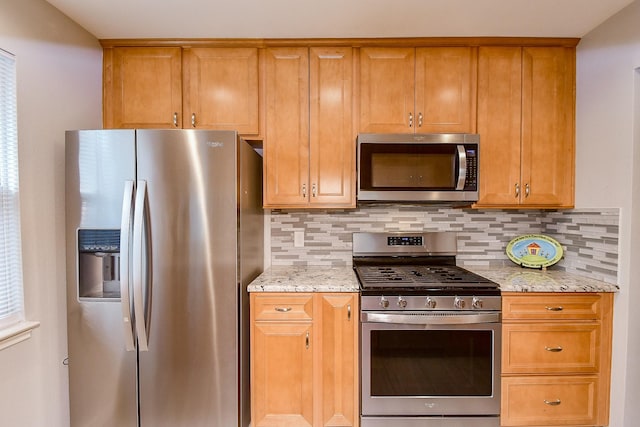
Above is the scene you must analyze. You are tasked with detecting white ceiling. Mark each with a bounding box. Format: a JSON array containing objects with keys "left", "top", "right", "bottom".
[{"left": 45, "top": 0, "right": 634, "bottom": 40}]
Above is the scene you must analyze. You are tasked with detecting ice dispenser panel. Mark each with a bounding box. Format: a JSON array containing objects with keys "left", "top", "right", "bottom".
[{"left": 78, "top": 229, "right": 120, "bottom": 300}]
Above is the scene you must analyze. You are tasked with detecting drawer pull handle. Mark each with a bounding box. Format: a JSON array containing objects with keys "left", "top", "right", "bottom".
[
  {"left": 545, "top": 346, "right": 563, "bottom": 352},
  {"left": 274, "top": 307, "right": 292, "bottom": 312},
  {"left": 545, "top": 306, "right": 564, "bottom": 311},
  {"left": 347, "top": 304, "right": 351, "bottom": 321},
  {"left": 544, "top": 399, "right": 562, "bottom": 406},
  {"left": 305, "top": 331, "right": 310, "bottom": 349}
]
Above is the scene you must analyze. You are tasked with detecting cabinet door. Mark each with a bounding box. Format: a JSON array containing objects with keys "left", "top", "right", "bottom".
[
  {"left": 263, "top": 48, "right": 310, "bottom": 207},
  {"left": 316, "top": 294, "right": 358, "bottom": 427},
  {"left": 309, "top": 47, "right": 355, "bottom": 208},
  {"left": 475, "top": 47, "right": 523, "bottom": 206},
  {"left": 359, "top": 47, "right": 415, "bottom": 133},
  {"left": 252, "top": 321, "right": 314, "bottom": 427},
  {"left": 521, "top": 47, "right": 575, "bottom": 207},
  {"left": 104, "top": 47, "right": 182, "bottom": 129},
  {"left": 415, "top": 47, "right": 477, "bottom": 133},
  {"left": 182, "top": 47, "right": 259, "bottom": 134}
]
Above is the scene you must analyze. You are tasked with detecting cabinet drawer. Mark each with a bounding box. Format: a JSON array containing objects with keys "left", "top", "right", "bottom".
[
  {"left": 502, "top": 323, "right": 600, "bottom": 374},
  {"left": 502, "top": 294, "right": 602, "bottom": 321},
  {"left": 252, "top": 294, "right": 313, "bottom": 321},
  {"left": 501, "top": 376, "right": 599, "bottom": 426}
]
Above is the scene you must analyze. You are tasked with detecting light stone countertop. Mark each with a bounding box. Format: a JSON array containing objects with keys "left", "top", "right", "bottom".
[
  {"left": 248, "top": 265, "right": 619, "bottom": 293},
  {"left": 247, "top": 266, "right": 359, "bottom": 292},
  {"left": 466, "top": 266, "right": 620, "bottom": 293}
]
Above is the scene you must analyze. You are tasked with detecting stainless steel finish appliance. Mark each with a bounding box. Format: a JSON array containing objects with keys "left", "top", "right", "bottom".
[
  {"left": 65, "top": 129, "right": 263, "bottom": 427},
  {"left": 354, "top": 232, "right": 501, "bottom": 427},
  {"left": 356, "top": 133, "right": 479, "bottom": 203}
]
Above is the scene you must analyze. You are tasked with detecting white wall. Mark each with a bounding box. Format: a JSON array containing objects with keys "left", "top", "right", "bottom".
[
  {"left": 0, "top": 0, "right": 102, "bottom": 425},
  {"left": 576, "top": 1, "right": 640, "bottom": 425}
]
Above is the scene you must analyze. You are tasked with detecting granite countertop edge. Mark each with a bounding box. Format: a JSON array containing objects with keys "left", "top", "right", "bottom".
[{"left": 248, "top": 265, "right": 619, "bottom": 293}]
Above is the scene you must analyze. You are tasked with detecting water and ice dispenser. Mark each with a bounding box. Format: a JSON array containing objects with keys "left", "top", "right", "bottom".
[{"left": 77, "top": 229, "right": 121, "bottom": 300}]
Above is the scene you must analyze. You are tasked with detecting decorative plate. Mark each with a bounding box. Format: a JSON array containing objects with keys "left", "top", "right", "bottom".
[{"left": 506, "top": 234, "right": 564, "bottom": 269}]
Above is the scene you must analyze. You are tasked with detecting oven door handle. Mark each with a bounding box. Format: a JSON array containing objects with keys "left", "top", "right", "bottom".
[{"left": 361, "top": 311, "right": 501, "bottom": 325}]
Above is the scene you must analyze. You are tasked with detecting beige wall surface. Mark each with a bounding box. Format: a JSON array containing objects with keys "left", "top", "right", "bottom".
[
  {"left": 576, "top": 1, "right": 640, "bottom": 426},
  {"left": 0, "top": 0, "right": 101, "bottom": 425}
]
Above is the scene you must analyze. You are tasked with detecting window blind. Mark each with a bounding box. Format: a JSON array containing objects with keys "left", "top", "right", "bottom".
[{"left": 0, "top": 48, "right": 25, "bottom": 329}]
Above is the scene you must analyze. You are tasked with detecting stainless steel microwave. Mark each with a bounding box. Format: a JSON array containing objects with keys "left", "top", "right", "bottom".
[{"left": 356, "top": 133, "right": 480, "bottom": 203}]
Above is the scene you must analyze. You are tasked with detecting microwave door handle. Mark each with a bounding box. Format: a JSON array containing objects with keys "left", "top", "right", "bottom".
[{"left": 456, "top": 145, "right": 467, "bottom": 190}]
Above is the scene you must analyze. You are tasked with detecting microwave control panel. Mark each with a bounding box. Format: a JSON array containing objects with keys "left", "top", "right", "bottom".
[{"left": 464, "top": 146, "right": 477, "bottom": 190}]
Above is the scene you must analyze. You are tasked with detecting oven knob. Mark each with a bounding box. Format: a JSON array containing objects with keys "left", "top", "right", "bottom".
[
  {"left": 425, "top": 297, "right": 437, "bottom": 309},
  {"left": 472, "top": 297, "right": 483, "bottom": 309},
  {"left": 397, "top": 297, "right": 407, "bottom": 308},
  {"left": 379, "top": 297, "right": 390, "bottom": 309},
  {"left": 454, "top": 296, "right": 466, "bottom": 309}
]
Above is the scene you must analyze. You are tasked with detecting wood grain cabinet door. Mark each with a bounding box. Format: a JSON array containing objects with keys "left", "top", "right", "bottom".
[
  {"left": 182, "top": 47, "right": 259, "bottom": 134},
  {"left": 263, "top": 47, "right": 310, "bottom": 207},
  {"left": 309, "top": 47, "right": 355, "bottom": 208},
  {"left": 104, "top": 47, "right": 182, "bottom": 129},
  {"left": 520, "top": 46, "right": 575, "bottom": 207},
  {"left": 476, "top": 46, "right": 523, "bottom": 206},
  {"left": 316, "top": 294, "right": 358, "bottom": 427},
  {"left": 252, "top": 321, "right": 314, "bottom": 427},
  {"left": 415, "top": 47, "right": 477, "bottom": 133},
  {"left": 359, "top": 47, "right": 415, "bottom": 133}
]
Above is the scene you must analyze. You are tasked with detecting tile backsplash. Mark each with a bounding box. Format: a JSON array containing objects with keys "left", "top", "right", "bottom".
[{"left": 269, "top": 206, "right": 619, "bottom": 284}]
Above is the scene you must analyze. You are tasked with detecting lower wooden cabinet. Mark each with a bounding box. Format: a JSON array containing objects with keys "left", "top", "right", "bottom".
[
  {"left": 250, "top": 292, "right": 359, "bottom": 427},
  {"left": 501, "top": 293, "right": 613, "bottom": 427}
]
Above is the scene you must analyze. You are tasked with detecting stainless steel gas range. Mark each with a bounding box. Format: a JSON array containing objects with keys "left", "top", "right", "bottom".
[{"left": 353, "top": 232, "right": 502, "bottom": 427}]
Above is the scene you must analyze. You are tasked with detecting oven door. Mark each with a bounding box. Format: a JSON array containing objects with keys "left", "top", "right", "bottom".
[{"left": 361, "top": 311, "right": 501, "bottom": 420}]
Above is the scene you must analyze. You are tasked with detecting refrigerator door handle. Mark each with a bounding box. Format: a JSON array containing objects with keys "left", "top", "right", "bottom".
[
  {"left": 133, "top": 180, "right": 151, "bottom": 352},
  {"left": 119, "top": 180, "right": 136, "bottom": 351}
]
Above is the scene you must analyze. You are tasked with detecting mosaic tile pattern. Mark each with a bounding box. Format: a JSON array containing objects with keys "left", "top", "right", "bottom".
[{"left": 269, "top": 206, "right": 619, "bottom": 284}]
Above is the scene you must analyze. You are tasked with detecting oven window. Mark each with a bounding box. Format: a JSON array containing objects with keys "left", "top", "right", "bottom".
[{"left": 370, "top": 329, "right": 493, "bottom": 397}]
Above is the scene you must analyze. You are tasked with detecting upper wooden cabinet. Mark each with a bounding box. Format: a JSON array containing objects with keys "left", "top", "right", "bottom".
[
  {"left": 103, "top": 47, "right": 183, "bottom": 128},
  {"left": 103, "top": 46, "right": 260, "bottom": 134},
  {"left": 475, "top": 46, "right": 575, "bottom": 208},
  {"left": 263, "top": 47, "right": 355, "bottom": 208},
  {"left": 359, "top": 47, "right": 477, "bottom": 133},
  {"left": 183, "top": 47, "right": 259, "bottom": 134}
]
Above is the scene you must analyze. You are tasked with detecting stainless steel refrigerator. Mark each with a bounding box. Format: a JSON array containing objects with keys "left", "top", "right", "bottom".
[{"left": 64, "top": 129, "right": 263, "bottom": 427}]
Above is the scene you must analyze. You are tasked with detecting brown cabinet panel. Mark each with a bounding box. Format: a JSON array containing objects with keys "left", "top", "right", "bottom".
[
  {"left": 501, "top": 376, "right": 599, "bottom": 426},
  {"left": 502, "top": 323, "right": 600, "bottom": 374},
  {"left": 263, "top": 47, "right": 310, "bottom": 207},
  {"left": 521, "top": 46, "right": 575, "bottom": 207},
  {"left": 252, "top": 321, "right": 314, "bottom": 427},
  {"left": 501, "top": 293, "right": 613, "bottom": 427},
  {"left": 309, "top": 47, "right": 355, "bottom": 207},
  {"left": 502, "top": 293, "right": 602, "bottom": 321},
  {"left": 104, "top": 47, "right": 182, "bottom": 129},
  {"left": 476, "top": 46, "right": 522, "bottom": 206},
  {"left": 359, "top": 47, "right": 415, "bottom": 133},
  {"left": 317, "top": 294, "right": 358, "bottom": 427},
  {"left": 415, "top": 47, "right": 477, "bottom": 133},
  {"left": 251, "top": 293, "right": 359, "bottom": 427},
  {"left": 182, "top": 47, "right": 259, "bottom": 133},
  {"left": 252, "top": 293, "right": 314, "bottom": 321},
  {"left": 476, "top": 46, "right": 575, "bottom": 208}
]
